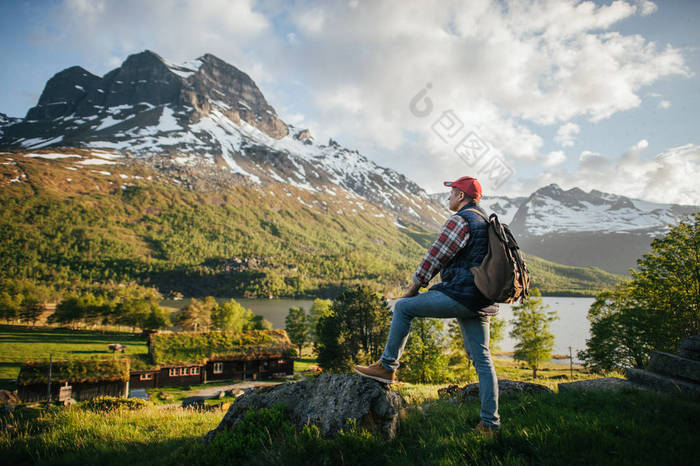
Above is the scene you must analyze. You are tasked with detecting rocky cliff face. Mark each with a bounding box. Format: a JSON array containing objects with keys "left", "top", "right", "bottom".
[{"left": 0, "top": 50, "right": 444, "bottom": 228}]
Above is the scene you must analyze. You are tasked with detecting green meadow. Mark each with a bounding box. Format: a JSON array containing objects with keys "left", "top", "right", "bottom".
[
  {"left": 1, "top": 386, "right": 698, "bottom": 465},
  {"left": 0, "top": 325, "right": 148, "bottom": 389}
]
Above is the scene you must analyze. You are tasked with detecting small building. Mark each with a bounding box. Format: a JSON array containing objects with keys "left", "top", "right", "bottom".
[
  {"left": 18, "top": 358, "right": 130, "bottom": 402},
  {"left": 140, "top": 330, "right": 296, "bottom": 388}
]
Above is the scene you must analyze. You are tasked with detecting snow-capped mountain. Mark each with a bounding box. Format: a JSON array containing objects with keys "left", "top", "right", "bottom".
[
  {"left": 0, "top": 50, "right": 444, "bottom": 228},
  {"left": 510, "top": 184, "right": 696, "bottom": 236},
  {"left": 430, "top": 184, "right": 697, "bottom": 274},
  {"left": 428, "top": 192, "right": 526, "bottom": 224},
  {"left": 511, "top": 184, "right": 697, "bottom": 274}
]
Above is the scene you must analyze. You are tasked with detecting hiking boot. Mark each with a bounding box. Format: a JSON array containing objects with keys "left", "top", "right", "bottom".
[
  {"left": 473, "top": 421, "right": 500, "bottom": 435},
  {"left": 353, "top": 360, "right": 397, "bottom": 384}
]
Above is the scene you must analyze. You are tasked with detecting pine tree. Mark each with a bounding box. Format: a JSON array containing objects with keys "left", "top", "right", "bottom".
[
  {"left": 306, "top": 298, "right": 331, "bottom": 344},
  {"left": 509, "top": 288, "right": 558, "bottom": 378},
  {"left": 285, "top": 306, "right": 308, "bottom": 357},
  {"left": 401, "top": 318, "right": 449, "bottom": 383},
  {"left": 316, "top": 285, "right": 391, "bottom": 372}
]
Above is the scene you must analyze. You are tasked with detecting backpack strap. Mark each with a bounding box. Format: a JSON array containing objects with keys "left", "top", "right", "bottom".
[{"left": 465, "top": 208, "right": 489, "bottom": 222}]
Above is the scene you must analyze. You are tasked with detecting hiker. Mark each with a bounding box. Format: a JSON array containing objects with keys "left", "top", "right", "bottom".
[{"left": 354, "top": 176, "right": 500, "bottom": 432}]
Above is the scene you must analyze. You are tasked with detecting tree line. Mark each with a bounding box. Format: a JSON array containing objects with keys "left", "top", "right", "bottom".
[
  {"left": 579, "top": 213, "right": 699, "bottom": 371},
  {"left": 284, "top": 285, "right": 559, "bottom": 383}
]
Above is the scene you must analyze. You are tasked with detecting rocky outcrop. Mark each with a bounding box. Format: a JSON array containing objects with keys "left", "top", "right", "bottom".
[
  {"left": 438, "top": 379, "right": 553, "bottom": 400},
  {"left": 624, "top": 335, "right": 700, "bottom": 401},
  {"left": 680, "top": 335, "right": 700, "bottom": 362},
  {"left": 558, "top": 377, "right": 641, "bottom": 393},
  {"left": 205, "top": 374, "right": 406, "bottom": 442}
]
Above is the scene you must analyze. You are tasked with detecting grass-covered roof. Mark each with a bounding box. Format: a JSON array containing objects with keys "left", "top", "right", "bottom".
[
  {"left": 149, "top": 330, "right": 295, "bottom": 365},
  {"left": 18, "top": 358, "right": 130, "bottom": 385}
]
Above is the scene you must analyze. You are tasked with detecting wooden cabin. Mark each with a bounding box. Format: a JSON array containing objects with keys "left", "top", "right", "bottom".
[
  {"left": 18, "top": 358, "right": 130, "bottom": 402},
  {"left": 137, "top": 330, "right": 296, "bottom": 388}
]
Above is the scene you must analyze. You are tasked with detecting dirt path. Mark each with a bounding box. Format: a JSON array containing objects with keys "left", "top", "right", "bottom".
[{"left": 192, "top": 380, "right": 282, "bottom": 397}]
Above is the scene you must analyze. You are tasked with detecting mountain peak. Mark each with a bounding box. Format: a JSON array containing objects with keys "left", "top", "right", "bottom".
[{"left": 0, "top": 50, "right": 446, "bottom": 227}]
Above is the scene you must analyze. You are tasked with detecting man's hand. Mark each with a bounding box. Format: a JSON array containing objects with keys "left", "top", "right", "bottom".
[{"left": 401, "top": 282, "right": 421, "bottom": 298}]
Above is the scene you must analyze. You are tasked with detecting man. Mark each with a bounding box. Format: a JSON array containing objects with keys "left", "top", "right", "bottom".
[{"left": 354, "top": 176, "right": 500, "bottom": 432}]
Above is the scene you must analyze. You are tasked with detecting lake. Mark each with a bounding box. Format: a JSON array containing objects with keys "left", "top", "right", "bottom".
[{"left": 161, "top": 296, "right": 594, "bottom": 362}]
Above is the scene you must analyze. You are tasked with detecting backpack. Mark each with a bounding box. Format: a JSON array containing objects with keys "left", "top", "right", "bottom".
[{"left": 465, "top": 209, "right": 530, "bottom": 304}]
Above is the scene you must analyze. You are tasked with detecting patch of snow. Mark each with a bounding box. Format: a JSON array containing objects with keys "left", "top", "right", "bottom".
[
  {"left": 78, "top": 158, "right": 117, "bottom": 165},
  {"left": 164, "top": 57, "right": 203, "bottom": 79},
  {"left": 25, "top": 152, "right": 80, "bottom": 159},
  {"left": 74, "top": 85, "right": 84, "bottom": 91},
  {"left": 95, "top": 116, "right": 123, "bottom": 131},
  {"left": 90, "top": 150, "right": 122, "bottom": 159},
  {"left": 157, "top": 106, "right": 181, "bottom": 132}
]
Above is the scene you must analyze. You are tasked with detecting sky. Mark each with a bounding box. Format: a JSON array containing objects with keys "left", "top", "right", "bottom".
[{"left": 1, "top": 0, "right": 698, "bottom": 204}]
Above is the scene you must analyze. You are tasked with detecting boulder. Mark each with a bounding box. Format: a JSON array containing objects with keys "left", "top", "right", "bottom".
[
  {"left": 0, "top": 390, "right": 20, "bottom": 404},
  {"left": 205, "top": 374, "right": 405, "bottom": 442},
  {"left": 558, "top": 377, "right": 641, "bottom": 393},
  {"left": 648, "top": 351, "right": 700, "bottom": 383},
  {"left": 438, "top": 379, "right": 553, "bottom": 400},
  {"left": 226, "top": 389, "right": 245, "bottom": 398},
  {"left": 182, "top": 396, "right": 207, "bottom": 409},
  {"left": 625, "top": 368, "right": 700, "bottom": 401},
  {"left": 680, "top": 335, "right": 700, "bottom": 361}
]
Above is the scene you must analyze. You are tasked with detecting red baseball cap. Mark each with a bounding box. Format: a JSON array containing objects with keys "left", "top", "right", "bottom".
[{"left": 444, "top": 176, "right": 482, "bottom": 201}]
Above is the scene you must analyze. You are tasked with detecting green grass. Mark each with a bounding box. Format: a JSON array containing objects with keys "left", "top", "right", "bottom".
[
  {"left": 2, "top": 386, "right": 697, "bottom": 465},
  {"left": 293, "top": 357, "right": 318, "bottom": 372},
  {"left": 0, "top": 325, "right": 148, "bottom": 389},
  {"left": 0, "top": 403, "right": 221, "bottom": 465}
]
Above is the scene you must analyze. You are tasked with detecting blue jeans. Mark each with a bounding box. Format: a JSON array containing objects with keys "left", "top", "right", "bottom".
[{"left": 380, "top": 290, "right": 500, "bottom": 428}]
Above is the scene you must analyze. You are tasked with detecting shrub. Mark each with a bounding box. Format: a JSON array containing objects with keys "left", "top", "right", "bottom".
[{"left": 81, "top": 396, "right": 147, "bottom": 412}]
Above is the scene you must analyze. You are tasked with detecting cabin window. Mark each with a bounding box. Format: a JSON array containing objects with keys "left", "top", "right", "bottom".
[
  {"left": 182, "top": 367, "right": 189, "bottom": 376},
  {"left": 191, "top": 366, "right": 200, "bottom": 375},
  {"left": 278, "top": 359, "right": 286, "bottom": 364},
  {"left": 139, "top": 373, "right": 153, "bottom": 381},
  {"left": 169, "top": 368, "right": 178, "bottom": 377},
  {"left": 213, "top": 362, "right": 223, "bottom": 374}
]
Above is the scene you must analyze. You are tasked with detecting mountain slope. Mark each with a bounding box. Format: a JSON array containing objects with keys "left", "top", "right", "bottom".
[
  {"left": 0, "top": 151, "right": 621, "bottom": 297},
  {"left": 0, "top": 50, "right": 444, "bottom": 229}
]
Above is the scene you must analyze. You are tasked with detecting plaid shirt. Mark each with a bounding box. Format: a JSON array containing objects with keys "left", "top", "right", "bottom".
[{"left": 413, "top": 214, "right": 470, "bottom": 287}]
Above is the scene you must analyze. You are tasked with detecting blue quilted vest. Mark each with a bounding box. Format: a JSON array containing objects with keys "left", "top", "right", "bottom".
[{"left": 430, "top": 202, "right": 499, "bottom": 316}]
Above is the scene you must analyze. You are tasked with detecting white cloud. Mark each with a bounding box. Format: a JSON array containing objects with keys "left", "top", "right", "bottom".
[
  {"left": 543, "top": 151, "right": 567, "bottom": 167},
  {"left": 45, "top": 0, "right": 270, "bottom": 76},
  {"left": 249, "top": 0, "right": 686, "bottom": 194},
  {"left": 658, "top": 100, "right": 671, "bottom": 109},
  {"left": 555, "top": 122, "right": 580, "bottom": 147},
  {"left": 636, "top": 1, "right": 658, "bottom": 16},
  {"left": 529, "top": 142, "right": 700, "bottom": 205},
  {"left": 31, "top": 0, "right": 690, "bottom": 201}
]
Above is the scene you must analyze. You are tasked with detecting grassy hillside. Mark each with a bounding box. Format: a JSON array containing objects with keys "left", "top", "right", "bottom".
[
  {"left": 1, "top": 385, "right": 697, "bottom": 465},
  {"left": 0, "top": 150, "right": 622, "bottom": 298}
]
